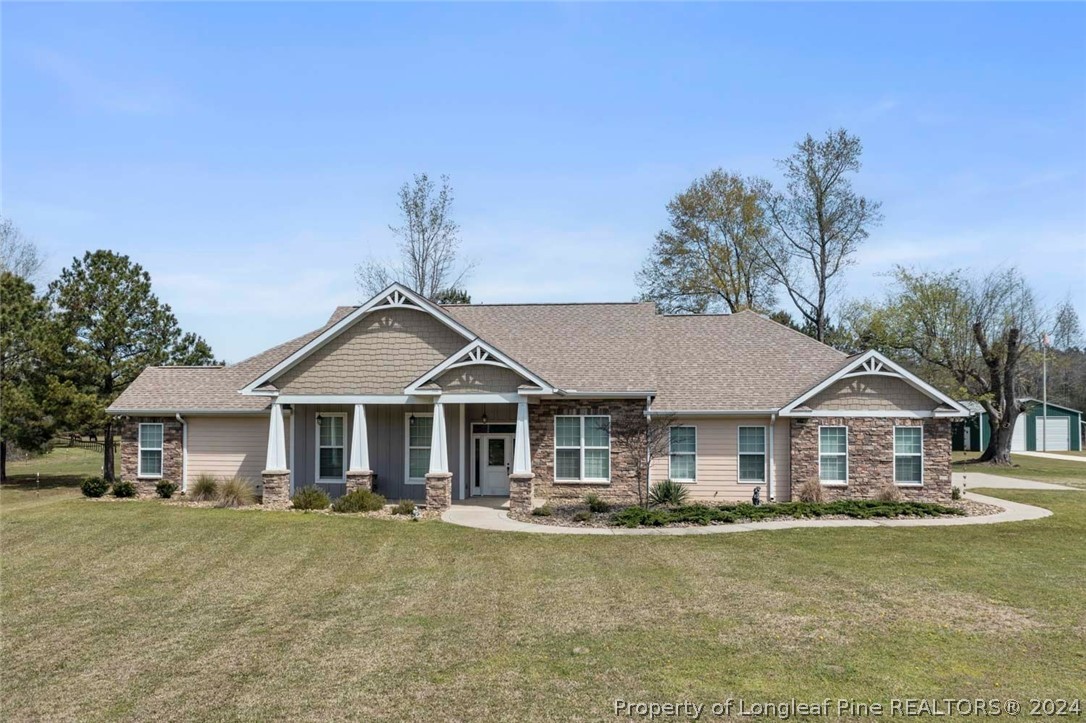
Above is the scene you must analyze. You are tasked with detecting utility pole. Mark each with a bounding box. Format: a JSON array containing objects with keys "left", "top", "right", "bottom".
[{"left": 1042, "top": 332, "right": 1049, "bottom": 452}]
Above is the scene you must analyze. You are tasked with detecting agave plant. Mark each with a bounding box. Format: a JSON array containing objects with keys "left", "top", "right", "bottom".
[{"left": 649, "top": 479, "right": 689, "bottom": 508}]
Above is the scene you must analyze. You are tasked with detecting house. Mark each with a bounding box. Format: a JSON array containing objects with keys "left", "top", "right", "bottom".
[
  {"left": 107, "top": 283, "right": 969, "bottom": 512},
  {"left": 953, "top": 398, "right": 1083, "bottom": 453}
]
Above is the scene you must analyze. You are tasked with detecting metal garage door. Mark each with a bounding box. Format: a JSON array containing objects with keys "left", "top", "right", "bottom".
[
  {"left": 1011, "top": 418, "right": 1027, "bottom": 451},
  {"left": 1035, "top": 417, "right": 1070, "bottom": 452}
]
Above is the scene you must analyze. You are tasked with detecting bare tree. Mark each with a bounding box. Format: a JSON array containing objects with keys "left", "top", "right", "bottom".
[
  {"left": 606, "top": 412, "right": 676, "bottom": 507},
  {"left": 0, "top": 217, "right": 44, "bottom": 282},
  {"left": 356, "top": 173, "right": 474, "bottom": 301},
  {"left": 758, "top": 129, "right": 883, "bottom": 342},
  {"left": 1052, "top": 298, "right": 1083, "bottom": 350},
  {"left": 637, "top": 170, "right": 776, "bottom": 314}
]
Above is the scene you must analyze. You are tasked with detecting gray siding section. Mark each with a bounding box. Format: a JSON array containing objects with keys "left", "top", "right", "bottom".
[{"left": 291, "top": 403, "right": 463, "bottom": 501}]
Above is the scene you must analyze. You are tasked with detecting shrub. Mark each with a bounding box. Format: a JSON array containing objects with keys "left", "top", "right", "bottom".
[
  {"left": 874, "top": 483, "right": 904, "bottom": 503},
  {"left": 111, "top": 479, "right": 137, "bottom": 498},
  {"left": 531, "top": 505, "right": 553, "bottom": 517},
  {"left": 649, "top": 479, "right": 689, "bottom": 507},
  {"left": 155, "top": 480, "right": 179, "bottom": 499},
  {"left": 191, "top": 474, "right": 218, "bottom": 501},
  {"left": 332, "top": 489, "right": 386, "bottom": 513},
  {"left": 584, "top": 493, "right": 610, "bottom": 513},
  {"left": 81, "top": 476, "right": 109, "bottom": 498},
  {"left": 292, "top": 485, "right": 331, "bottom": 511},
  {"left": 610, "top": 499, "right": 963, "bottom": 528},
  {"left": 572, "top": 510, "right": 593, "bottom": 523},
  {"left": 392, "top": 500, "right": 416, "bottom": 516},
  {"left": 951, "top": 486, "right": 962, "bottom": 501},
  {"left": 795, "top": 478, "right": 824, "bottom": 504},
  {"left": 216, "top": 477, "right": 256, "bottom": 508}
]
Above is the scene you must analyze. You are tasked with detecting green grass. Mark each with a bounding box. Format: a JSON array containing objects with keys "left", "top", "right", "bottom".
[
  {"left": 953, "top": 451, "right": 1086, "bottom": 490},
  {"left": 3, "top": 451, "right": 1086, "bottom": 720},
  {"left": 1, "top": 447, "right": 112, "bottom": 511}
]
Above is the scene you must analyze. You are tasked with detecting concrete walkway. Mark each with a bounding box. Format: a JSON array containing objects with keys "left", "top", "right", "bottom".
[
  {"left": 441, "top": 492, "right": 1052, "bottom": 536},
  {"left": 1016, "top": 450, "right": 1086, "bottom": 463},
  {"left": 953, "top": 471, "right": 1080, "bottom": 491}
]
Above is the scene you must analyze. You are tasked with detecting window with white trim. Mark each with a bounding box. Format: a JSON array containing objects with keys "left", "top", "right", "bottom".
[
  {"left": 894, "top": 426, "right": 923, "bottom": 485},
  {"left": 317, "top": 414, "right": 345, "bottom": 480},
  {"left": 555, "top": 415, "right": 610, "bottom": 481},
  {"left": 406, "top": 413, "right": 433, "bottom": 484},
  {"left": 819, "top": 426, "right": 848, "bottom": 484},
  {"left": 669, "top": 426, "right": 696, "bottom": 481},
  {"left": 738, "top": 426, "right": 766, "bottom": 483},
  {"left": 138, "top": 423, "right": 163, "bottom": 478}
]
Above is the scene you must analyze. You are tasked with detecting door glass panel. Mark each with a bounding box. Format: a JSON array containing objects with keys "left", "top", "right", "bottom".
[{"left": 488, "top": 438, "right": 505, "bottom": 466}]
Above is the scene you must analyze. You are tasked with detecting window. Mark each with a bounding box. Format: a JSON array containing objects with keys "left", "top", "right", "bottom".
[
  {"left": 554, "top": 415, "right": 610, "bottom": 482},
  {"left": 317, "top": 414, "right": 345, "bottom": 480},
  {"left": 819, "top": 426, "right": 848, "bottom": 484},
  {"left": 894, "top": 426, "right": 923, "bottom": 485},
  {"left": 138, "top": 423, "right": 163, "bottom": 478},
  {"left": 406, "top": 413, "right": 433, "bottom": 484},
  {"left": 669, "top": 426, "right": 697, "bottom": 481},
  {"left": 738, "top": 426, "right": 766, "bottom": 483}
]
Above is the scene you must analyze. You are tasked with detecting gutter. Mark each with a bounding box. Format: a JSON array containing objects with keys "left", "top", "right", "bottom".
[{"left": 175, "top": 413, "right": 188, "bottom": 493}]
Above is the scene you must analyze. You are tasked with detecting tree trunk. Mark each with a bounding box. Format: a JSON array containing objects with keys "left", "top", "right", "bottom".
[
  {"left": 103, "top": 420, "right": 116, "bottom": 482},
  {"left": 979, "top": 409, "right": 1017, "bottom": 465},
  {"left": 1, "top": 439, "right": 7, "bottom": 483}
]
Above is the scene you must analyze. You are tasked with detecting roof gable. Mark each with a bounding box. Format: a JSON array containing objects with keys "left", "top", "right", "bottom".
[{"left": 405, "top": 339, "right": 553, "bottom": 394}]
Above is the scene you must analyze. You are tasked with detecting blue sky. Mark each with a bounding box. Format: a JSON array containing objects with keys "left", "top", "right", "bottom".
[{"left": 4, "top": 2, "right": 1084, "bottom": 362}]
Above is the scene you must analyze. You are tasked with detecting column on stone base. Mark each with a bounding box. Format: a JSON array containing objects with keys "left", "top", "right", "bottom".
[
  {"left": 261, "top": 470, "right": 291, "bottom": 507},
  {"left": 508, "top": 472, "right": 535, "bottom": 515},
  {"left": 346, "top": 470, "right": 374, "bottom": 494},
  {"left": 425, "top": 472, "right": 453, "bottom": 511}
]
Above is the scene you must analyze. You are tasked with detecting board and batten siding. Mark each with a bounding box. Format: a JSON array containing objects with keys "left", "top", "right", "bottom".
[
  {"left": 649, "top": 417, "right": 791, "bottom": 503},
  {"left": 186, "top": 415, "right": 289, "bottom": 493}
]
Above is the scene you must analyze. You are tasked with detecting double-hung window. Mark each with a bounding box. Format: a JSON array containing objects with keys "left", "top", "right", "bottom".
[
  {"left": 738, "top": 426, "right": 766, "bottom": 483},
  {"left": 317, "top": 414, "right": 346, "bottom": 480},
  {"left": 819, "top": 426, "right": 848, "bottom": 485},
  {"left": 669, "top": 426, "right": 696, "bottom": 482},
  {"left": 894, "top": 426, "right": 924, "bottom": 485},
  {"left": 555, "top": 415, "right": 610, "bottom": 482},
  {"left": 138, "top": 423, "right": 163, "bottom": 478},
  {"left": 406, "top": 413, "right": 433, "bottom": 484}
]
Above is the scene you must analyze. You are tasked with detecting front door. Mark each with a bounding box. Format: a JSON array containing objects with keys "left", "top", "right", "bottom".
[{"left": 480, "top": 434, "right": 513, "bottom": 496}]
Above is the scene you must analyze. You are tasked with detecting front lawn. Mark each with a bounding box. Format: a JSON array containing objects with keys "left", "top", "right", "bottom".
[
  {"left": 953, "top": 451, "right": 1086, "bottom": 490},
  {"left": 3, "top": 455, "right": 1085, "bottom": 720}
]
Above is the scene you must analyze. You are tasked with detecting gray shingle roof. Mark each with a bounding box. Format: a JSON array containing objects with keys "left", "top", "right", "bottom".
[{"left": 108, "top": 302, "right": 851, "bottom": 413}]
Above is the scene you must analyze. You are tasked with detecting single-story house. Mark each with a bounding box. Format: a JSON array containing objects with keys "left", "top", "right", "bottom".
[
  {"left": 107, "top": 283, "right": 969, "bottom": 511},
  {"left": 953, "top": 398, "right": 1083, "bottom": 453}
]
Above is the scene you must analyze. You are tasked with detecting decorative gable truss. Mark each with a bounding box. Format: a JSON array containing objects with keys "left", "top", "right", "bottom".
[
  {"left": 778, "top": 350, "right": 970, "bottom": 418},
  {"left": 405, "top": 339, "right": 554, "bottom": 395}
]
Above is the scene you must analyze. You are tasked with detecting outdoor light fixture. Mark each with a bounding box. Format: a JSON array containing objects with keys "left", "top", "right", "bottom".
[
  {"left": 409, "top": 413, "right": 416, "bottom": 426},
  {"left": 482, "top": 404, "right": 488, "bottom": 424}
]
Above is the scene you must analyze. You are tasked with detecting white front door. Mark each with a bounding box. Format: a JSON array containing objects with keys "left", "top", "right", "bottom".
[{"left": 480, "top": 434, "right": 513, "bottom": 496}]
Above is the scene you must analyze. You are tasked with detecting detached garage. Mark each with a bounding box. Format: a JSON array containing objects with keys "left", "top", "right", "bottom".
[{"left": 953, "top": 398, "right": 1082, "bottom": 452}]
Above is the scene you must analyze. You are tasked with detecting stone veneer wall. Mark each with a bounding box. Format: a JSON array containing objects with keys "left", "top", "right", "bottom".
[
  {"left": 789, "top": 417, "right": 952, "bottom": 503},
  {"left": 120, "top": 417, "right": 184, "bottom": 496},
  {"left": 528, "top": 399, "right": 646, "bottom": 504}
]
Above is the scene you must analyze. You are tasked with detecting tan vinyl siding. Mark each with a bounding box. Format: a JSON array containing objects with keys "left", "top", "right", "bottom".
[
  {"left": 272, "top": 308, "right": 468, "bottom": 395},
  {"left": 435, "top": 364, "right": 527, "bottom": 393},
  {"left": 808, "top": 375, "right": 938, "bottom": 412},
  {"left": 649, "top": 417, "right": 791, "bottom": 503},
  {"left": 187, "top": 415, "right": 289, "bottom": 491}
]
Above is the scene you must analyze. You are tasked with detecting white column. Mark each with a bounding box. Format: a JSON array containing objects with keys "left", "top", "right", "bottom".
[
  {"left": 348, "top": 403, "right": 370, "bottom": 471},
  {"left": 513, "top": 399, "right": 532, "bottom": 474},
  {"left": 428, "top": 402, "right": 449, "bottom": 473},
  {"left": 265, "top": 402, "right": 288, "bottom": 470}
]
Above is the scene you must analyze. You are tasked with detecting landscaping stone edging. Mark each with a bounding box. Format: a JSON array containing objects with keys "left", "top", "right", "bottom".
[{"left": 440, "top": 492, "right": 1052, "bottom": 536}]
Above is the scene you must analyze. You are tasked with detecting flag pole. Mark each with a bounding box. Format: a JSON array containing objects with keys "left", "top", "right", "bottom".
[{"left": 1042, "top": 333, "right": 1048, "bottom": 452}]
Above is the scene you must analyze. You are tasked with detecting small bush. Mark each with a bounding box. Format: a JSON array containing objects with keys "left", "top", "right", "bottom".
[
  {"left": 572, "top": 510, "right": 593, "bottom": 523},
  {"left": 610, "top": 499, "right": 963, "bottom": 528},
  {"left": 81, "top": 476, "right": 109, "bottom": 498},
  {"left": 795, "top": 478, "right": 824, "bottom": 503},
  {"left": 155, "top": 480, "right": 178, "bottom": 499},
  {"left": 191, "top": 474, "right": 218, "bottom": 501},
  {"left": 874, "top": 483, "right": 904, "bottom": 503},
  {"left": 951, "top": 486, "right": 962, "bottom": 501},
  {"left": 531, "top": 505, "right": 553, "bottom": 517},
  {"left": 649, "top": 479, "right": 689, "bottom": 507},
  {"left": 392, "top": 500, "right": 416, "bottom": 516},
  {"left": 111, "top": 480, "right": 137, "bottom": 498},
  {"left": 292, "top": 485, "right": 330, "bottom": 511},
  {"left": 332, "top": 489, "right": 386, "bottom": 513},
  {"left": 584, "top": 493, "right": 610, "bottom": 513},
  {"left": 216, "top": 477, "right": 256, "bottom": 507}
]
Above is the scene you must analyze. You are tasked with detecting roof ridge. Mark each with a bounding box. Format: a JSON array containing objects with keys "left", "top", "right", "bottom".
[{"left": 443, "top": 301, "right": 652, "bottom": 308}]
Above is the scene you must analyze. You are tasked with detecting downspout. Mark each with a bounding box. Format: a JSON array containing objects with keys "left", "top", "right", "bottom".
[
  {"left": 645, "top": 394, "right": 653, "bottom": 506},
  {"left": 768, "top": 412, "right": 776, "bottom": 502},
  {"left": 175, "top": 413, "right": 188, "bottom": 493}
]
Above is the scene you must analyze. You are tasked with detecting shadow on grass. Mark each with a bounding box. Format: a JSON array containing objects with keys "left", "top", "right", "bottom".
[{"left": 1, "top": 473, "right": 85, "bottom": 493}]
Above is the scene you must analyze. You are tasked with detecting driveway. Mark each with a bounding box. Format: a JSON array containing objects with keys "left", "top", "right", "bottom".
[
  {"left": 952, "top": 471, "right": 1080, "bottom": 491},
  {"left": 1016, "top": 451, "right": 1086, "bottom": 463}
]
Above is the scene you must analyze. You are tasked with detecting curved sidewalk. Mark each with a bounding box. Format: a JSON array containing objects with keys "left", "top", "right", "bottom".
[{"left": 441, "top": 492, "right": 1053, "bottom": 536}]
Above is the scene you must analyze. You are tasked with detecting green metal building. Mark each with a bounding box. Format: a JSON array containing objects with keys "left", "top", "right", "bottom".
[{"left": 953, "top": 398, "right": 1083, "bottom": 452}]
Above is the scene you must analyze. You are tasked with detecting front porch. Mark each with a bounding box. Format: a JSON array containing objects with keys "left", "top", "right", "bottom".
[{"left": 260, "top": 397, "right": 535, "bottom": 512}]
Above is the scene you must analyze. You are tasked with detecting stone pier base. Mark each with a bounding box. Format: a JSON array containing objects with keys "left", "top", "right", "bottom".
[
  {"left": 425, "top": 472, "right": 453, "bottom": 511},
  {"left": 261, "top": 470, "right": 291, "bottom": 508},
  {"left": 509, "top": 473, "right": 535, "bottom": 515},
  {"left": 346, "top": 469, "right": 374, "bottom": 494}
]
